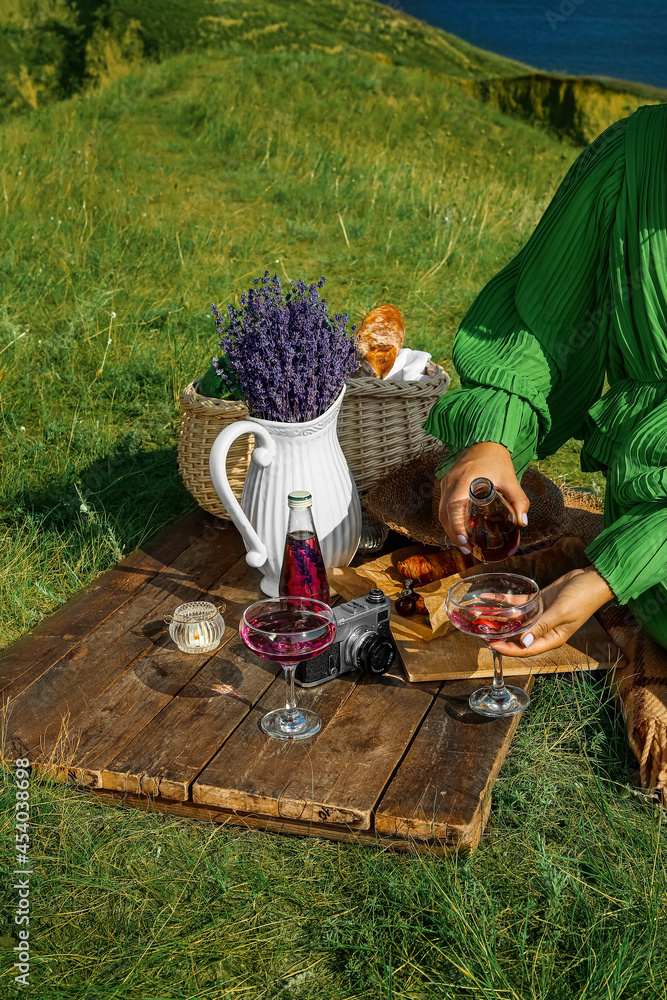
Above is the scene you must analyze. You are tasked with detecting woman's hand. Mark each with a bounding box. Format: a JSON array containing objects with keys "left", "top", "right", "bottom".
[
  {"left": 438, "top": 441, "right": 529, "bottom": 553},
  {"left": 487, "top": 567, "right": 615, "bottom": 657}
]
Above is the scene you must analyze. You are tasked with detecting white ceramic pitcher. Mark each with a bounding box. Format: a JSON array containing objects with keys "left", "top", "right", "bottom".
[{"left": 209, "top": 386, "right": 362, "bottom": 596}]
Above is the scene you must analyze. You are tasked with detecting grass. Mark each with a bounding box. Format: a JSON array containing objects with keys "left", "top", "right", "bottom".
[
  {"left": 0, "top": 2, "right": 662, "bottom": 997},
  {"left": 0, "top": 43, "right": 590, "bottom": 648}
]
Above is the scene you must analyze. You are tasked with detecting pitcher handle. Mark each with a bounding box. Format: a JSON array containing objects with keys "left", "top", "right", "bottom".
[{"left": 209, "top": 421, "right": 275, "bottom": 569}]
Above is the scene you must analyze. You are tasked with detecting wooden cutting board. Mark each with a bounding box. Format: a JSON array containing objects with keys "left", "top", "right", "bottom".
[{"left": 395, "top": 614, "right": 622, "bottom": 683}]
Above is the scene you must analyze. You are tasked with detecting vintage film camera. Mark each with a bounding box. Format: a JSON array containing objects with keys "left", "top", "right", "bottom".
[{"left": 294, "top": 589, "right": 397, "bottom": 687}]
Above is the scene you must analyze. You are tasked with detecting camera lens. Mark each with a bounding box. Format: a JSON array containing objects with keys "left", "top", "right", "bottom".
[{"left": 357, "top": 634, "right": 395, "bottom": 675}]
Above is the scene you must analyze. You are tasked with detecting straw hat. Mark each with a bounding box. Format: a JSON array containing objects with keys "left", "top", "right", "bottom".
[{"left": 362, "top": 447, "right": 604, "bottom": 551}]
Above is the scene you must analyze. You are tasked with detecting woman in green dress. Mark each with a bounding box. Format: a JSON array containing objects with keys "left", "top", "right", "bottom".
[{"left": 425, "top": 103, "right": 667, "bottom": 660}]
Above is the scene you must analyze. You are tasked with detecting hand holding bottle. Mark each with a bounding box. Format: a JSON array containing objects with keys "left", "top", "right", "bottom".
[{"left": 438, "top": 442, "right": 529, "bottom": 554}]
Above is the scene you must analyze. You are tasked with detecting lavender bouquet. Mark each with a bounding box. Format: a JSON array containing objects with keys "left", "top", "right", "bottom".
[{"left": 211, "top": 272, "right": 358, "bottom": 423}]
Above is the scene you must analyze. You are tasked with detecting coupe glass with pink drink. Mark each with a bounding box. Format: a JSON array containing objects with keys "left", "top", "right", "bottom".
[
  {"left": 446, "top": 572, "right": 542, "bottom": 718},
  {"left": 240, "top": 596, "right": 336, "bottom": 740}
]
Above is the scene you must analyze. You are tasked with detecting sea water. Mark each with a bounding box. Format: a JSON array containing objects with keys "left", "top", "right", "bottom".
[{"left": 377, "top": 0, "right": 667, "bottom": 89}]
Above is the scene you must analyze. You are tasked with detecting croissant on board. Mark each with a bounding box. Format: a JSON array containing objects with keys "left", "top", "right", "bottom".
[
  {"left": 396, "top": 549, "right": 475, "bottom": 585},
  {"left": 356, "top": 304, "right": 406, "bottom": 378},
  {"left": 398, "top": 536, "right": 589, "bottom": 590}
]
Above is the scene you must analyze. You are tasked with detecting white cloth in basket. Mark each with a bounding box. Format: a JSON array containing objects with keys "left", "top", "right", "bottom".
[{"left": 384, "top": 348, "right": 433, "bottom": 382}]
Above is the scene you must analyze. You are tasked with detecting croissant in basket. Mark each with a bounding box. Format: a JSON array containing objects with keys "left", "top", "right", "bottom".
[{"left": 356, "top": 304, "right": 406, "bottom": 378}]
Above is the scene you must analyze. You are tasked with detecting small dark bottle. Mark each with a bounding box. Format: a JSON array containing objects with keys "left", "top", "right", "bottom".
[
  {"left": 278, "top": 491, "right": 330, "bottom": 604},
  {"left": 395, "top": 579, "right": 417, "bottom": 617},
  {"left": 466, "top": 477, "right": 520, "bottom": 563}
]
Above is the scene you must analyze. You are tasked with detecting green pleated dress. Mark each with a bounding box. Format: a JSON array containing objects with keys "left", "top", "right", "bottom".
[{"left": 424, "top": 104, "right": 667, "bottom": 649}]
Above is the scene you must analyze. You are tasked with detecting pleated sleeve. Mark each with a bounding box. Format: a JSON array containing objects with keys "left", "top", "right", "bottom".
[
  {"left": 424, "top": 118, "right": 628, "bottom": 480},
  {"left": 585, "top": 394, "right": 667, "bottom": 603},
  {"left": 581, "top": 105, "right": 667, "bottom": 605},
  {"left": 587, "top": 504, "right": 667, "bottom": 603}
]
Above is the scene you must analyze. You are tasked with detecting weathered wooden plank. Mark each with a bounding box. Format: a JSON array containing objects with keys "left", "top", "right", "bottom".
[
  {"left": 373, "top": 676, "right": 534, "bottom": 848},
  {"left": 192, "top": 672, "right": 360, "bottom": 819},
  {"left": 30, "top": 553, "right": 266, "bottom": 789},
  {"left": 79, "top": 786, "right": 456, "bottom": 853},
  {"left": 101, "top": 630, "right": 280, "bottom": 801},
  {"left": 193, "top": 670, "right": 436, "bottom": 830},
  {"left": 68, "top": 555, "right": 264, "bottom": 790},
  {"left": 0, "top": 508, "right": 209, "bottom": 705},
  {"left": 273, "top": 674, "right": 436, "bottom": 829},
  {"left": 3, "top": 523, "right": 246, "bottom": 761}
]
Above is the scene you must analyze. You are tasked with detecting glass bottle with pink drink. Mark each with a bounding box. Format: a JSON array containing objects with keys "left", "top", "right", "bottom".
[{"left": 278, "top": 490, "right": 330, "bottom": 605}]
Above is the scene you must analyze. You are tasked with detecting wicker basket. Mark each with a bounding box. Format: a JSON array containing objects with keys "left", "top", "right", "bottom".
[
  {"left": 178, "top": 366, "right": 451, "bottom": 518},
  {"left": 337, "top": 365, "right": 450, "bottom": 495},
  {"left": 177, "top": 381, "right": 253, "bottom": 520}
]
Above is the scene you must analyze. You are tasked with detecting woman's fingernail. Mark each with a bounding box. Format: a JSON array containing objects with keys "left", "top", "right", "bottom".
[
  {"left": 521, "top": 633, "right": 534, "bottom": 648},
  {"left": 457, "top": 534, "right": 468, "bottom": 545},
  {"left": 520, "top": 513, "right": 528, "bottom": 526},
  {"left": 460, "top": 546, "right": 471, "bottom": 555}
]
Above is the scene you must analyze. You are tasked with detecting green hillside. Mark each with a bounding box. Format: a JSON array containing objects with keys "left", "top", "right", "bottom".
[
  {"left": 0, "top": 10, "right": 591, "bottom": 649},
  {"left": 0, "top": 0, "right": 530, "bottom": 120},
  {"left": 2, "top": 0, "right": 663, "bottom": 142},
  {"left": 0, "top": 4, "right": 665, "bottom": 999}
]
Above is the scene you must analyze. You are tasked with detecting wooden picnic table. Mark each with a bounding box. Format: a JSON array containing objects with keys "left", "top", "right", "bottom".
[{"left": 1, "top": 508, "right": 572, "bottom": 852}]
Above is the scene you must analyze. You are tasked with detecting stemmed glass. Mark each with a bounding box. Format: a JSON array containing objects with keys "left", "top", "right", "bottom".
[
  {"left": 446, "top": 572, "right": 542, "bottom": 718},
  {"left": 240, "top": 596, "right": 336, "bottom": 740}
]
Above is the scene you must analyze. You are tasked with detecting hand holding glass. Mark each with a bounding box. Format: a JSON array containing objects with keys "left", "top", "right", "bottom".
[
  {"left": 240, "top": 597, "right": 336, "bottom": 740},
  {"left": 446, "top": 572, "right": 542, "bottom": 717}
]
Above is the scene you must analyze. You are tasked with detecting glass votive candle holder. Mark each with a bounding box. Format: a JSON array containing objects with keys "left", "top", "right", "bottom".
[
  {"left": 163, "top": 601, "right": 226, "bottom": 654},
  {"left": 356, "top": 511, "right": 390, "bottom": 556}
]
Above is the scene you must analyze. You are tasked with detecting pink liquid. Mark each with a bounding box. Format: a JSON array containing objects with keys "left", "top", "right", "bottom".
[
  {"left": 279, "top": 531, "right": 330, "bottom": 604},
  {"left": 450, "top": 601, "right": 531, "bottom": 638},
  {"left": 240, "top": 607, "right": 336, "bottom": 663}
]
